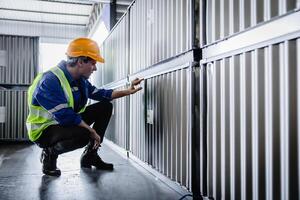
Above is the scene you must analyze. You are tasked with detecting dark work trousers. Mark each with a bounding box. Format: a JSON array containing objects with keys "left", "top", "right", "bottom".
[{"left": 35, "top": 101, "right": 113, "bottom": 155}]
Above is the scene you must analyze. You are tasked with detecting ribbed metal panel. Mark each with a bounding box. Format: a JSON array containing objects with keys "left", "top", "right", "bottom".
[
  {"left": 129, "top": 0, "right": 192, "bottom": 73},
  {"left": 130, "top": 68, "right": 192, "bottom": 189},
  {"left": 0, "top": 89, "right": 28, "bottom": 140},
  {"left": 204, "top": 0, "right": 299, "bottom": 46},
  {"left": 94, "top": 15, "right": 129, "bottom": 86},
  {"left": 0, "top": 35, "right": 38, "bottom": 85},
  {"left": 202, "top": 38, "right": 300, "bottom": 200},
  {"left": 106, "top": 86, "right": 129, "bottom": 150},
  {"left": 129, "top": 83, "right": 145, "bottom": 160}
]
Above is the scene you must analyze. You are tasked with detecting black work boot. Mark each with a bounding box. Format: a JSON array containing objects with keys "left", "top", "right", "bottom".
[
  {"left": 40, "top": 148, "right": 61, "bottom": 176},
  {"left": 80, "top": 146, "right": 113, "bottom": 170}
]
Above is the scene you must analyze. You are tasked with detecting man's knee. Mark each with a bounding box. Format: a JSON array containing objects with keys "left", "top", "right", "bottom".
[
  {"left": 97, "top": 101, "right": 113, "bottom": 115},
  {"left": 106, "top": 102, "right": 113, "bottom": 113}
]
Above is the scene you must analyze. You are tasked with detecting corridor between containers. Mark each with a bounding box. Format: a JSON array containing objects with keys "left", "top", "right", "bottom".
[{"left": 1, "top": 0, "right": 300, "bottom": 199}]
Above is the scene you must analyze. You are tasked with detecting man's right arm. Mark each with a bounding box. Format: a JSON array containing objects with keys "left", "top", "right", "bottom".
[{"left": 78, "top": 121, "right": 100, "bottom": 149}]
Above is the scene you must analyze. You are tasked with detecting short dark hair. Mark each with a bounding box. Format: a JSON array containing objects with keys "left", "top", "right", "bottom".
[{"left": 66, "top": 56, "right": 94, "bottom": 67}]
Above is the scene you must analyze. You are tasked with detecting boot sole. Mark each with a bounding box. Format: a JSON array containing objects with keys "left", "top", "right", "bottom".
[
  {"left": 42, "top": 169, "right": 61, "bottom": 177},
  {"left": 81, "top": 164, "right": 113, "bottom": 170},
  {"left": 80, "top": 164, "right": 92, "bottom": 169},
  {"left": 95, "top": 166, "right": 114, "bottom": 171}
]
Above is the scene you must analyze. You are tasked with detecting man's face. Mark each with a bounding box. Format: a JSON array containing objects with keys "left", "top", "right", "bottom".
[{"left": 78, "top": 59, "right": 97, "bottom": 79}]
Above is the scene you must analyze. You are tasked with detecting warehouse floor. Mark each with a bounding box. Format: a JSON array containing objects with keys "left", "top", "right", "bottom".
[{"left": 0, "top": 142, "right": 187, "bottom": 200}]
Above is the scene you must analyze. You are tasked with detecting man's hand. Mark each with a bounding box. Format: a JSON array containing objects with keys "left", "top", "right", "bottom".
[
  {"left": 111, "top": 78, "right": 144, "bottom": 99},
  {"left": 89, "top": 128, "right": 101, "bottom": 149},
  {"left": 129, "top": 78, "right": 144, "bottom": 94},
  {"left": 79, "top": 120, "right": 101, "bottom": 149}
]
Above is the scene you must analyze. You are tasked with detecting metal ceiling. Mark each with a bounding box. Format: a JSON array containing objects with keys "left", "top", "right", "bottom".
[{"left": 0, "top": 0, "right": 133, "bottom": 41}]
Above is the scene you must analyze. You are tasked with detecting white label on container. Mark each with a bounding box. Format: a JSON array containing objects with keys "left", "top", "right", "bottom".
[
  {"left": 0, "top": 106, "right": 5, "bottom": 123},
  {"left": 0, "top": 50, "right": 7, "bottom": 67},
  {"left": 146, "top": 109, "right": 153, "bottom": 124}
]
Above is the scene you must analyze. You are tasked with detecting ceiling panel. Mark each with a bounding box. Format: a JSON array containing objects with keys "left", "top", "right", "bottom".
[
  {"left": 0, "top": 0, "right": 93, "bottom": 15},
  {"left": 0, "top": 10, "right": 88, "bottom": 25},
  {"left": 0, "top": 0, "right": 133, "bottom": 40}
]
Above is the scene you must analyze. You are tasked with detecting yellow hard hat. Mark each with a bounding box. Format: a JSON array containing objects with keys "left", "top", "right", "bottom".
[{"left": 66, "top": 37, "right": 105, "bottom": 63}]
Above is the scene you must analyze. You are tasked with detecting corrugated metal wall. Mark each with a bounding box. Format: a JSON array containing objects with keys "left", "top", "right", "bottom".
[
  {"left": 129, "top": 0, "right": 192, "bottom": 73},
  {"left": 0, "top": 35, "right": 37, "bottom": 141},
  {"left": 91, "top": 0, "right": 196, "bottom": 191},
  {"left": 129, "top": 82, "right": 145, "bottom": 160},
  {"left": 0, "top": 35, "right": 38, "bottom": 85},
  {"left": 106, "top": 86, "right": 129, "bottom": 150},
  {"left": 0, "top": 90, "right": 28, "bottom": 140},
  {"left": 144, "top": 69, "right": 192, "bottom": 188},
  {"left": 128, "top": 66, "right": 193, "bottom": 190},
  {"left": 90, "top": 0, "right": 300, "bottom": 197},
  {"left": 203, "top": 39, "right": 300, "bottom": 200},
  {"left": 95, "top": 15, "right": 129, "bottom": 86},
  {"left": 204, "top": 0, "right": 299, "bottom": 45},
  {"left": 200, "top": 0, "right": 300, "bottom": 199}
]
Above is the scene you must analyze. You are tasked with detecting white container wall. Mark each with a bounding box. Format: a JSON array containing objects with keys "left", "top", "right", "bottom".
[
  {"left": 93, "top": 15, "right": 129, "bottom": 87},
  {"left": 129, "top": 0, "right": 193, "bottom": 73},
  {"left": 130, "top": 70, "right": 193, "bottom": 189},
  {"left": 90, "top": 0, "right": 300, "bottom": 197},
  {"left": 92, "top": 0, "right": 197, "bottom": 192},
  {"left": 127, "top": 49, "right": 195, "bottom": 189},
  {"left": 0, "top": 90, "right": 28, "bottom": 140},
  {"left": 129, "top": 81, "right": 145, "bottom": 160},
  {"left": 106, "top": 86, "right": 129, "bottom": 150},
  {"left": 204, "top": 0, "right": 299, "bottom": 46},
  {"left": 143, "top": 69, "right": 192, "bottom": 188},
  {"left": 0, "top": 35, "right": 38, "bottom": 85},
  {"left": 203, "top": 38, "right": 300, "bottom": 200},
  {"left": 200, "top": 0, "right": 300, "bottom": 198}
]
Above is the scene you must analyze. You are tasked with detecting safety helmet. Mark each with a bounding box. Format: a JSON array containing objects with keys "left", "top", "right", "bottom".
[{"left": 66, "top": 37, "right": 105, "bottom": 63}]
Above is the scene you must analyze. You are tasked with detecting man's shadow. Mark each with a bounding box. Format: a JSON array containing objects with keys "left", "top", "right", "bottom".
[
  {"left": 38, "top": 168, "right": 112, "bottom": 199},
  {"left": 38, "top": 175, "right": 58, "bottom": 200},
  {"left": 79, "top": 167, "right": 109, "bottom": 189},
  {"left": 80, "top": 168, "right": 114, "bottom": 198}
]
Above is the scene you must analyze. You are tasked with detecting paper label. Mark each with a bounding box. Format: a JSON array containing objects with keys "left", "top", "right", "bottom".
[
  {"left": 146, "top": 109, "right": 153, "bottom": 124},
  {"left": 0, "top": 107, "right": 5, "bottom": 123},
  {"left": 0, "top": 50, "right": 7, "bottom": 67}
]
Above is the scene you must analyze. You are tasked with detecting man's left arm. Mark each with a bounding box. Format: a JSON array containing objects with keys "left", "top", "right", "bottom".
[
  {"left": 111, "top": 78, "right": 144, "bottom": 99},
  {"left": 87, "top": 78, "right": 144, "bottom": 101}
]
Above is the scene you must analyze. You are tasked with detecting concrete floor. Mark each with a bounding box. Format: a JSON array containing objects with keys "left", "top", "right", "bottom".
[{"left": 0, "top": 142, "right": 187, "bottom": 200}]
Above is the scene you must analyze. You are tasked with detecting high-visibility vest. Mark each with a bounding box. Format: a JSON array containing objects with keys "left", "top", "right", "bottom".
[{"left": 26, "top": 67, "right": 85, "bottom": 141}]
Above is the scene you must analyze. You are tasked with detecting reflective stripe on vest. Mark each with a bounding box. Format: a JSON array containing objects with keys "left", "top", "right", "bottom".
[{"left": 26, "top": 67, "right": 86, "bottom": 141}]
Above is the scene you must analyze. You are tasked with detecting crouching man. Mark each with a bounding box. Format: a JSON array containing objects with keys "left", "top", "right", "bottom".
[{"left": 26, "top": 38, "right": 143, "bottom": 176}]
